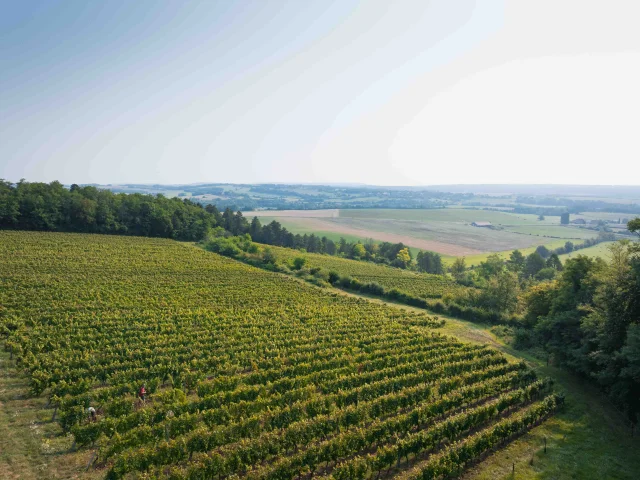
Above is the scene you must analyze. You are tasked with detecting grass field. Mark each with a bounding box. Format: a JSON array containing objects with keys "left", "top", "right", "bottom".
[
  {"left": 1, "top": 231, "right": 556, "bottom": 480},
  {"left": 500, "top": 225, "right": 597, "bottom": 239},
  {"left": 0, "top": 350, "right": 101, "bottom": 480},
  {"left": 447, "top": 239, "right": 571, "bottom": 267},
  {"left": 574, "top": 211, "right": 638, "bottom": 222},
  {"left": 558, "top": 241, "right": 616, "bottom": 262}
]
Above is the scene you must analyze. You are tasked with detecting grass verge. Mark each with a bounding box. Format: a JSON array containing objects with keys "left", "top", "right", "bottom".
[{"left": 0, "top": 350, "right": 100, "bottom": 480}]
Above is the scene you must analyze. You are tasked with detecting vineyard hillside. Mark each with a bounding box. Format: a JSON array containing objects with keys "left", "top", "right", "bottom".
[
  {"left": 267, "top": 244, "right": 473, "bottom": 299},
  {"left": 0, "top": 231, "right": 558, "bottom": 479}
]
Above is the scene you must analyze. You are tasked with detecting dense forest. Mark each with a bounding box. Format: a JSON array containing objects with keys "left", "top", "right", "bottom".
[
  {"left": 454, "top": 223, "right": 640, "bottom": 424},
  {"left": 0, "top": 180, "right": 218, "bottom": 241},
  {"left": 521, "top": 238, "right": 640, "bottom": 424}
]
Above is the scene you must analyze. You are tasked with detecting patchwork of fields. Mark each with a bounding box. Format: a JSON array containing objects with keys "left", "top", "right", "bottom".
[
  {"left": 250, "top": 208, "right": 601, "bottom": 259},
  {"left": 0, "top": 231, "right": 558, "bottom": 479}
]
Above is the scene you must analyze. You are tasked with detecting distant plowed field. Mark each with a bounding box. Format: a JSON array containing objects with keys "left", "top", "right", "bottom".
[
  {"left": 277, "top": 216, "right": 482, "bottom": 256},
  {"left": 246, "top": 208, "right": 598, "bottom": 256},
  {"left": 251, "top": 209, "right": 340, "bottom": 218}
]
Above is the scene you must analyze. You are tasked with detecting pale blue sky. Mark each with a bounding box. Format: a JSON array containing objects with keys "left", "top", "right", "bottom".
[{"left": 1, "top": 1, "right": 639, "bottom": 185}]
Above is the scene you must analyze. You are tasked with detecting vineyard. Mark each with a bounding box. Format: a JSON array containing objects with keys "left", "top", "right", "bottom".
[
  {"left": 267, "top": 245, "right": 473, "bottom": 299},
  {"left": 0, "top": 231, "right": 558, "bottom": 479}
]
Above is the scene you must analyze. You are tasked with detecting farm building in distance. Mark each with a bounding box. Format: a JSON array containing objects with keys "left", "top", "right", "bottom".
[
  {"left": 471, "top": 221, "right": 492, "bottom": 227},
  {"left": 571, "top": 218, "right": 587, "bottom": 225}
]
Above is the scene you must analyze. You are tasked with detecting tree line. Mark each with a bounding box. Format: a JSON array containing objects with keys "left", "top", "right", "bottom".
[
  {"left": 0, "top": 180, "right": 218, "bottom": 241},
  {"left": 520, "top": 237, "right": 640, "bottom": 424},
  {"left": 0, "top": 180, "right": 445, "bottom": 273},
  {"left": 220, "top": 208, "right": 444, "bottom": 272},
  {"left": 447, "top": 222, "right": 640, "bottom": 424}
]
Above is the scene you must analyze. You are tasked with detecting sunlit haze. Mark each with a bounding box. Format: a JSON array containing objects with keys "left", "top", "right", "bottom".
[{"left": 2, "top": 0, "right": 639, "bottom": 186}]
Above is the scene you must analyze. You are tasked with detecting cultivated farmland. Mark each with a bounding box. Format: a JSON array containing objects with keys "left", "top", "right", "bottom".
[
  {"left": 249, "top": 208, "right": 600, "bottom": 258},
  {"left": 0, "top": 231, "right": 558, "bottom": 479},
  {"left": 268, "top": 244, "right": 474, "bottom": 299}
]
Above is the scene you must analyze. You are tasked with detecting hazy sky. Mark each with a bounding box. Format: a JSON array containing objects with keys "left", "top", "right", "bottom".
[{"left": 1, "top": 0, "right": 639, "bottom": 186}]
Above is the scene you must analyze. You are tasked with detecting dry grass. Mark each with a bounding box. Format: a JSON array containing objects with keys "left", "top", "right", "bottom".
[{"left": 0, "top": 351, "right": 100, "bottom": 480}]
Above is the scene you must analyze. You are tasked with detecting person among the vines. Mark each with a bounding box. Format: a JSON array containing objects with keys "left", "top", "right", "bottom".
[
  {"left": 87, "top": 406, "right": 96, "bottom": 421},
  {"left": 139, "top": 384, "right": 147, "bottom": 402}
]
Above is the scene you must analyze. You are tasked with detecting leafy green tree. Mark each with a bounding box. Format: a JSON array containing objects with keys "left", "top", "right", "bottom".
[
  {"left": 292, "top": 257, "right": 306, "bottom": 270},
  {"left": 352, "top": 243, "right": 366, "bottom": 259},
  {"left": 364, "top": 238, "right": 378, "bottom": 256},
  {"left": 222, "top": 207, "right": 234, "bottom": 232},
  {"left": 619, "top": 324, "right": 640, "bottom": 422},
  {"left": 323, "top": 237, "right": 337, "bottom": 255},
  {"left": 545, "top": 253, "right": 563, "bottom": 271},
  {"left": 535, "top": 267, "right": 557, "bottom": 281},
  {"left": 535, "top": 245, "right": 551, "bottom": 258},
  {"left": 394, "top": 248, "right": 411, "bottom": 268},
  {"left": 205, "top": 204, "right": 223, "bottom": 224},
  {"left": 628, "top": 217, "right": 640, "bottom": 236},
  {"left": 450, "top": 257, "right": 467, "bottom": 282},
  {"left": 533, "top": 255, "right": 604, "bottom": 368},
  {"left": 564, "top": 241, "right": 574, "bottom": 253},
  {"left": 338, "top": 237, "right": 349, "bottom": 255},
  {"left": 506, "top": 250, "right": 525, "bottom": 273},
  {"left": 578, "top": 243, "right": 640, "bottom": 420},
  {"left": 416, "top": 251, "right": 443, "bottom": 274},
  {"left": 249, "top": 216, "right": 262, "bottom": 239},
  {"left": 262, "top": 247, "right": 276, "bottom": 265},
  {"left": 308, "top": 234, "right": 322, "bottom": 253},
  {"left": 379, "top": 242, "right": 409, "bottom": 263},
  {"left": 524, "top": 252, "right": 546, "bottom": 277},
  {"left": 478, "top": 254, "right": 504, "bottom": 278},
  {"left": 233, "top": 211, "right": 248, "bottom": 235},
  {"left": 416, "top": 251, "right": 429, "bottom": 272},
  {"left": 431, "top": 253, "right": 444, "bottom": 274},
  {"left": 475, "top": 271, "right": 520, "bottom": 314},
  {"left": 0, "top": 180, "right": 19, "bottom": 225},
  {"left": 522, "top": 281, "right": 557, "bottom": 327}
]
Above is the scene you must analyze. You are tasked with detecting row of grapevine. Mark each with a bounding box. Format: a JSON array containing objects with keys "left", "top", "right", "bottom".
[
  {"left": 0, "top": 231, "right": 557, "bottom": 479},
  {"left": 268, "top": 244, "right": 473, "bottom": 299}
]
